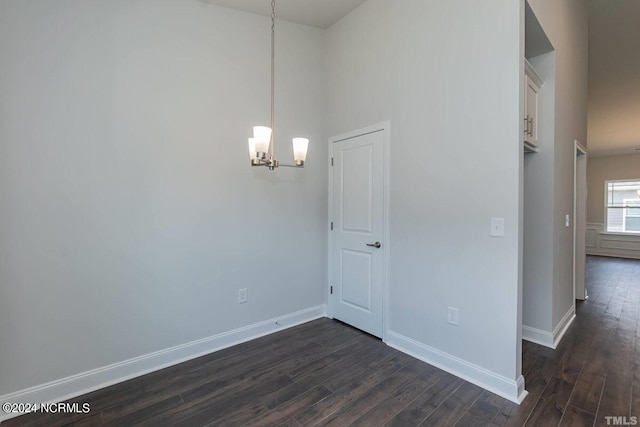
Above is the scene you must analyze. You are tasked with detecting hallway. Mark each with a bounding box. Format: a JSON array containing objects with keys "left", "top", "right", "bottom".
[{"left": 511, "top": 255, "right": 640, "bottom": 425}]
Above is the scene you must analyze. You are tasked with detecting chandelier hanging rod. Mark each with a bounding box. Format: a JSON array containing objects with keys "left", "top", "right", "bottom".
[{"left": 270, "top": 0, "right": 275, "bottom": 159}]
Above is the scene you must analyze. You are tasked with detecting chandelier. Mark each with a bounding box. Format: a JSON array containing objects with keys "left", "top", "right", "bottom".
[{"left": 248, "top": 0, "right": 309, "bottom": 170}]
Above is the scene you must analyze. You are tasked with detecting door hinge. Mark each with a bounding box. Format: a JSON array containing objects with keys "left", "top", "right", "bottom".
[
  {"left": 330, "top": 285, "right": 333, "bottom": 294},
  {"left": 331, "top": 158, "right": 334, "bottom": 166},
  {"left": 330, "top": 222, "right": 333, "bottom": 230}
]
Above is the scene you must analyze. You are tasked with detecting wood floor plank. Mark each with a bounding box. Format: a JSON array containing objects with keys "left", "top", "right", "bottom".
[
  {"left": 552, "top": 335, "right": 591, "bottom": 384},
  {"left": 166, "top": 337, "right": 322, "bottom": 394},
  {"left": 281, "top": 417, "right": 304, "bottom": 427},
  {"left": 171, "top": 375, "right": 293, "bottom": 427},
  {"left": 67, "top": 413, "right": 104, "bottom": 427},
  {"left": 455, "top": 391, "right": 503, "bottom": 427},
  {"left": 594, "top": 373, "right": 633, "bottom": 426},
  {"left": 156, "top": 319, "right": 328, "bottom": 386},
  {"left": 488, "top": 402, "right": 523, "bottom": 427},
  {"left": 419, "top": 381, "right": 483, "bottom": 426},
  {"left": 294, "top": 353, "right": 410, "bottom": 426},
  {"left": 318, "top": 359, "right": 428, "bottom": 426},
  {"left": 558, "top": 405, "right": 595, "bottom": 427},
  {"left": 179, "top": 341, "right": 323, "bottom": 404},
  {"left": 385, "top": 373, "right": 464, "bottom": 426},
  {"left": 102, "top": 394, "right": 183, "bottom": 426},
  {"left": 260, "top": 339, "right": 380, "bottom": 410},
  {"left": 567, "top": 372, "right": 605, "bottom": 415},
  {"left": 494, "top": 352, "right": 553, "bottom": 426},
  {"left": 350, "top": 396, "right": 407, "bottom": 427},
  {"left": 241, "top": 385, "right": 332, "bottom": 427},
  {"left": 350, "top": 366, "right": 447, "bottom": 426},
  {"left": 284, "top": 334, "right": 376, "bottom": 382},
  {"left": 632, "top": 381, "right": 640, "bottom": 422},
  {"left": 392, "top": 365, "right": 447, "bottom": 405},
  {"left": 522, "top": 376, "right": 573, "bottom": 426},
  {"left": 527, "top": 352, "right": 560, "bottom": 390},
  {"left": 580, "top": 328, "right": 614, "bottom": 378},
  {"left": 319, "top": 345, "right": 402, "bottom": 392}
]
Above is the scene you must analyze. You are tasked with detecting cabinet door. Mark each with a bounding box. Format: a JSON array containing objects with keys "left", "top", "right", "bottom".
[{"left": 525, "top": 75, "right": 539, "bottom": 147}]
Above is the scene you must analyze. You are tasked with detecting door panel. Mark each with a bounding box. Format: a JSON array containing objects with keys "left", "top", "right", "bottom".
[
  {"left": 331, "top": 130, "right": 384, "bottom": 337},
  {"left": 340, "top": 249, "right": 372, "bottom": 311},
  {"left": 341, "top": 146, "right": 373, "bottom": 233}
]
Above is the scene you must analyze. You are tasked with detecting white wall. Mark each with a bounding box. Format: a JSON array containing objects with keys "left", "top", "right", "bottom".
[
  {"left": 523, "top": 52, "right": 555, "bottom": 333},
  {"left": 326, "top": 0, "right": 524, "bottom": 400},
  {"left": 523, "top": 0, "right": 588, "bottom": 339},
  {"left": 0, "top": 0, "right": 326, "bottom": 396}
]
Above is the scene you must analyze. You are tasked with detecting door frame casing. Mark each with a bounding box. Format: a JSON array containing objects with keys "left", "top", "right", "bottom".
[
  {"left": 573, "top": 140, "right": 587, "bottom": 302},
  {"left": 327, "top": 121, "right": 391, "bottom": 342}
]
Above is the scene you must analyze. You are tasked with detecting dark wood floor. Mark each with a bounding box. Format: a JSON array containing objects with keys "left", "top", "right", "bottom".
[{"left": 3, "top": 255, "right": 639, "bottom": 426}]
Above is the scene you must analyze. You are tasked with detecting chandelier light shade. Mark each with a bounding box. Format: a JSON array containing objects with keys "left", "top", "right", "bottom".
[
  {"left": 248, "top": 138, "right": 257, "bottom": 162},
  {"left": 248, "top": 0, "right": 309, "bottom": 170},
  {"left": 252, "top": 126, "right": 272, "bottom": 156},
  {"left": 292, "top": 138, "right": 309, "bottom": 166}
]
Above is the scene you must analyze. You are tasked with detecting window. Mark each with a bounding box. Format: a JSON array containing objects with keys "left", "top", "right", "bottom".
[{"left": 605, "top": 180, "right": 640, "bottom": 233}]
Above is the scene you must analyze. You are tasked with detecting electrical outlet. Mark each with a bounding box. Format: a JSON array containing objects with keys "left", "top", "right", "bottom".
[
  {"left": 447, "top": 306, "right": 459, "bottom": 326},
  {"left": 238, "top": 288, "right": 248, "bottom": 304}
]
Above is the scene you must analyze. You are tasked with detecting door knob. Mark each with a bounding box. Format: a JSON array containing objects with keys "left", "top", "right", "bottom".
[{"left": 366, "top": 242, "right": 382, "bottom": 249}]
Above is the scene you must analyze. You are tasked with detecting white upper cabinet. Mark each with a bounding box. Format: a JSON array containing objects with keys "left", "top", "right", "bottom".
[{"left": 524, "top": 60, "right": 543, "bottom": 152}]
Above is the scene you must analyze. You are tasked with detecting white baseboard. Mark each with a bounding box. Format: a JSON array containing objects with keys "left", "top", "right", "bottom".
[
  {"left": 552, "top": 305, "right": 576, "bottom": 349},
  {"left": 385, "top": 331, "right": 528, "bottom": 404},
  {"left": 522, "top": 325, "right": 554, "bottom": 348},
  {"left": 522, "top": 305, "right": 575, "bottom": 349},
  {"left": 0, "top": 305, "right": 327, "bottom": 423}
]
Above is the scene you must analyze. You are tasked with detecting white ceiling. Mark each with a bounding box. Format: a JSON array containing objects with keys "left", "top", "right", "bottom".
[
  {"left": 588, "top": 0, "right": 640, "bottom": 156},
  {"left": 202, "top": 0, "right": 368, "bottom": 29}
]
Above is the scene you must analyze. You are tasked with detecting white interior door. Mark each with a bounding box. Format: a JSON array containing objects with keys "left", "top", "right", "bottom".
[{"left": 330, "top": 130, "right": 384, "bottom": 338}]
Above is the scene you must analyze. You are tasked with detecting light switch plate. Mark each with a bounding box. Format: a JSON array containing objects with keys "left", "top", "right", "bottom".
[
  {"left": 238, "top": 288, "right": 248, "bottom": 304},
  {"left": 491, "top": 218, "right": 505, "bottom": 237},
  {"left": 447, "top": 306, "right": 459, "bottom": 326}
]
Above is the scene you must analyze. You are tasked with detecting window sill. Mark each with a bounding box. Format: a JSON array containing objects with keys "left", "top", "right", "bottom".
[{"left": 599, "top": 231, "right": 640, "bottom": 237}]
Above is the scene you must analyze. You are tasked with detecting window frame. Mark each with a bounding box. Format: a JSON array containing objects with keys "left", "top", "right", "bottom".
[
  {"left": 622, "top": 198, "right": 640, "bottom": 233},
  {"left": 604, "top": 179, "right": 640, "bottom": 235}
]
